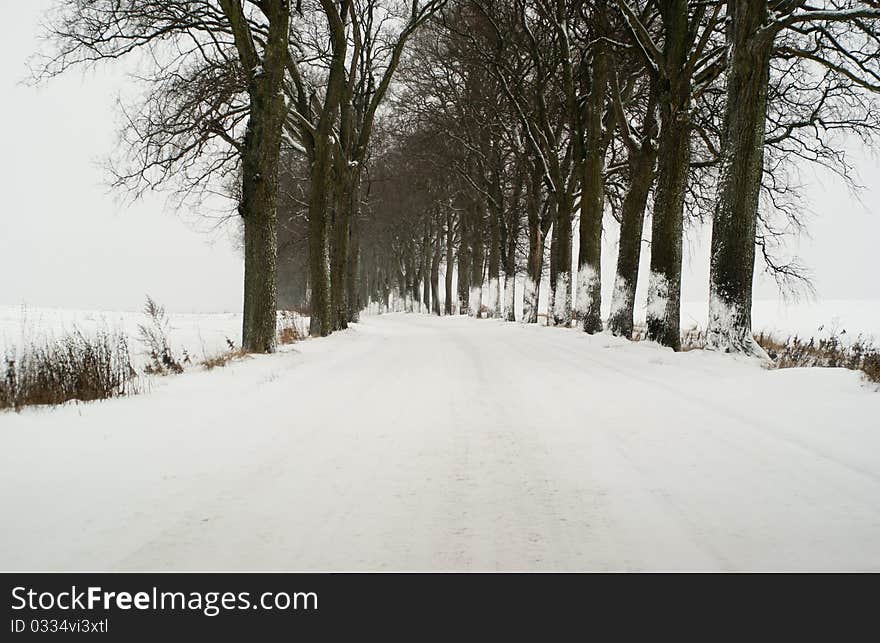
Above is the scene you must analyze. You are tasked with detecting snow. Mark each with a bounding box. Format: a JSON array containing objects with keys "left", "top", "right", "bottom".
[
  {"left": 503, "top": 275, "right": 515, "bottom": 320},
  {"left": 1, "top": 313, "right": 879, "bottom": 571},
  {"left": 677, "top": 298, "right": 880, "bottom": 344},
  {"left": 523, "top": 275, "right": 538, "bottom": 321},
  {"left": 0, "top": 305, "right": 242, "bottom": 369},
  {"left": 646, "top": 270, "right": 670, "bottom": 322},
  {"left": 487, "top": 277, "right": 500, "bottom": 317},
  {"left": 553, "top": 272, "right": 571, "bottom": 322},
  {"left": 706, "top": 293, "right": 770, "bottom": 359},
  {"left": 608, "top": 275, "right": 632, "bottom": 320},
  {"left": 468, "top": 286, "right": 482, "bottom": 317},
  {"left": 575, "top": 264, "right": 599, "bottom": 316}
]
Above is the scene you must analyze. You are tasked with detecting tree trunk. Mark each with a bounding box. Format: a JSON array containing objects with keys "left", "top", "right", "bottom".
[
  {"left": 646, "top": 109, "right": 688, "bottom": 351},
  {"left": 330, "top": 178, "right": 349, "bottom": 331},
  {"left": 547, "top": 210, "right": 558, "bottom": 325},
  {"left": 347, "top": 213, "right": 361, "bottom": 323},
  {"left": 523, "top": 163, "right": 544, "bottom": 324},
  {"left": 308, "top": 146, "right": 334, "bottom": 337},
  {"left": 608, "top": 153, "right": 654, "bottom": 338},
  {"left": 608, "top": 78, "right": 659, "bottom": 339},
  {"left": 577, "top": 45, "right": 609, "bottom": 335},
  {"left": 431, "top": 226, "right": 442, "bottom": 316},
  {"left": 707, "top": 0, "right": 772, "bottom": 357},
  {"left": 457, "top": 210, "right": 470, "bottom": 314},
  {"left": 551, "top": 194, "right": 573, "bottom": 327},
  {"left": 394, "top": 256, "right": 405, "bottom": 312},
  {"left": 445, "top": 209, "right": 454, "bottom": 315},
  {"left": 645, "top": 2, "right": 690, "bottom": 351},
  {"left": 525, "top": 226, "right": 545, "bottom": 324},
  {"left": 410, "top": 250, "right": 420, "bottom": 312},
  {"left": 346, "top": 172, "right": 362, "bottom": 324},
  {"left": 304, "top": 0, "right": 348, "bottom": 337},
  {"left": 236, "top": 2, "right": 290, "bottom": 353},
  {"left": 422, "top": 230, "right": 431, "bottom": 313},
  {"left": 468, "top": 201, "right": 484, "bottom": 317},
  {"left": 503, "top": 219, "right": 517, "bottom": 323},
  {"left": 241, "top": 202, "right": 278, "bottom": 353},
  {"left": 487, "top": 194, "right": 502, "bottom": 319},
  {"left": 404, "top": 250, "right": 414, "bottom": 312},
  {"left": 501, "top": 168, "right": 522, "bottom": 323}
]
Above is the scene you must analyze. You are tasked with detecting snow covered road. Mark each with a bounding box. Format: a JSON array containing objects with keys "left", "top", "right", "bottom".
[{"left": 2, "top": 313, "right": 879, "bottom": 571}]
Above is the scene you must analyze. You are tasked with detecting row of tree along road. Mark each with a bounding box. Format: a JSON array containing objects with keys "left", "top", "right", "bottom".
[{"left": 36, "top": 1, "right": 880, "bottom": 355}]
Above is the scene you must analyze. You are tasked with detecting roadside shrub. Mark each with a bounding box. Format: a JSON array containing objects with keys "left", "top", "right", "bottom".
[
  {"left": 630, "top": 324, "right": 707, "bottom": 350},
  {"left": 200, "top": 338, "right": 249, "bottom": 370},
  {"left": 679, "top": 326, "right": 706, "bottom": 351},
  {"left": 0, "top": 327, "right": 139, "bottom": 411},
  {"left": 200, "top": 348, "right": 249, "bottom": 370},
  {"left": 137, "top": 296, "right": 188, "bottom": 374},
  {"left": 863, "top": 352, "right": 880, "bottom": 383},
  {"left": 277, "top": 311, "right": 305, "bottom": 345},
  {"left": 757, "top": 331, "right": 880, "bottom": 383},
  {"left": 630, "top": 324, "right": 879, "bottom": 385}
]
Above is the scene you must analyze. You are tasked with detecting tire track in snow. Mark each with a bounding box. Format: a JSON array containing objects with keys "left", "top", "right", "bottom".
[
  {"left": 490, "top": 320, "right": 880, "bottom": 568},
  {"left": 3, "top": 314, "right": 879, "bottom": 570}
]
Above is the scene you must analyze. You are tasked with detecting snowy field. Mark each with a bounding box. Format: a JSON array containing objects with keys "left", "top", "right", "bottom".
[
  {"left": 2, "top": 297, "right": 877, "bottom": 363},
  {"left": 1, "top": 312, "right": 879, "bottom": 571},
  {"left": 0, "top": 305, "right": 244, "bottom": 368},
  {"left": 677, "top": 298, "right": 880, "bottom": 342}
]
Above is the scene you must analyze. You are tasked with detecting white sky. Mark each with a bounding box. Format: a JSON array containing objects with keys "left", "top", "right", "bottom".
[
  {"left": 0, "top": 0, "right": 244, "bottom": 313},
  {"left": 1, "top": 1, "right": 878, "bottom": 314}
]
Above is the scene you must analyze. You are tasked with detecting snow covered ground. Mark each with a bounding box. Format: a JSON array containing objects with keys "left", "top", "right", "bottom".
[
  {"left": 677, "top": 298, "right": 880, "bottom": 342},
  {"left": 1, "top": 313, "right": 878, "bottom": 571},
  {"left": 2, "top": 297, "right": 876, "bottom": 365}
]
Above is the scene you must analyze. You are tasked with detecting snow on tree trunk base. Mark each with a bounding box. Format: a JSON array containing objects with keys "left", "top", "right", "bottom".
[
  {"left": 468, "top": 287, "right": 482, "bottom": 318},
  {"left": 503, "top": 275, "right": 516, "bottom": 322},
  {"left": 706, "top": 295, "right": 769, "bottom": 360},
  {"left": 645, "top": 271, "right": 681, "bottom": 350},
  {"left": 608, "top": 275, "right": 636, "bottom": 338},
  {"left": 523, "top": 276, "right": 539, "bottom": 324},
  {"left": 646, "top": 271, "right": 669, "bottom": 336},
  {"left": 553, "top": 272, "right": 572, "bottom": 327},
  {"left": 487, "top": 278, "right": 500, "bottom": 318},
  {"left": 576, "top": 263, "right": 602, "bottom": 334}
]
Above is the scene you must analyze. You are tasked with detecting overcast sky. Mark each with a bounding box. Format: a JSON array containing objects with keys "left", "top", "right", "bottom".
[
  {"left": 0, "top": 0, "right": 244, "bottom": 313},
  {"left": 1, "top": 1, "right": 878, "bottom": 314}
]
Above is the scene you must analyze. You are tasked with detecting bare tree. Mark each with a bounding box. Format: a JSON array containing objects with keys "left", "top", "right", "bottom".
[
  {"left": 36, "top": 0, "right": 292, "bottom": 353},
  {"left": 614, "top": 0, "right": 725, "bottom": 349},
  {"left": 707, "top": 0, "right": 880, "bottom": 355}
]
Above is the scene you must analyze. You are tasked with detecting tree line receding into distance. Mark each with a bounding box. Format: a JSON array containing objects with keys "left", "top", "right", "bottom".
[{"left": 35, "top": 0, "right": 880, "bottom": 355}]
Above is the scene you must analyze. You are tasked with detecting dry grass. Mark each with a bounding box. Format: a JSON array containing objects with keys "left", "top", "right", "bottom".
[
  {"left": 137, "top": 296, "right": 188, "bottom": 375},
  {"left": 278, "top": 326, "right": 300, "bottom": 345},
  {"left": 201, "top": 349, "right": 250, "bottom": 370},
  {"left": 277, "top": 310, "right": 305, "bottom": 345},
  {"left": 632, "top": 323, "right": 880, "bottom": 385},
  {"left": 863, "top": 353, "right": 880, "bottom": 383},
  {"left": 756, "top": 331, "right": 880, "bottom": 383},
  {"left": 193, "top": 310, "right": 306, "bottom": 371},
  {"left": 0, "top": 304, "right": 313, "bottom": 411},
  {"left": 199, "top": 309, "right": 306, "bottom": 369},
  {"left": 1, "top": 327, "right": 140, "bottom": 411}
]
